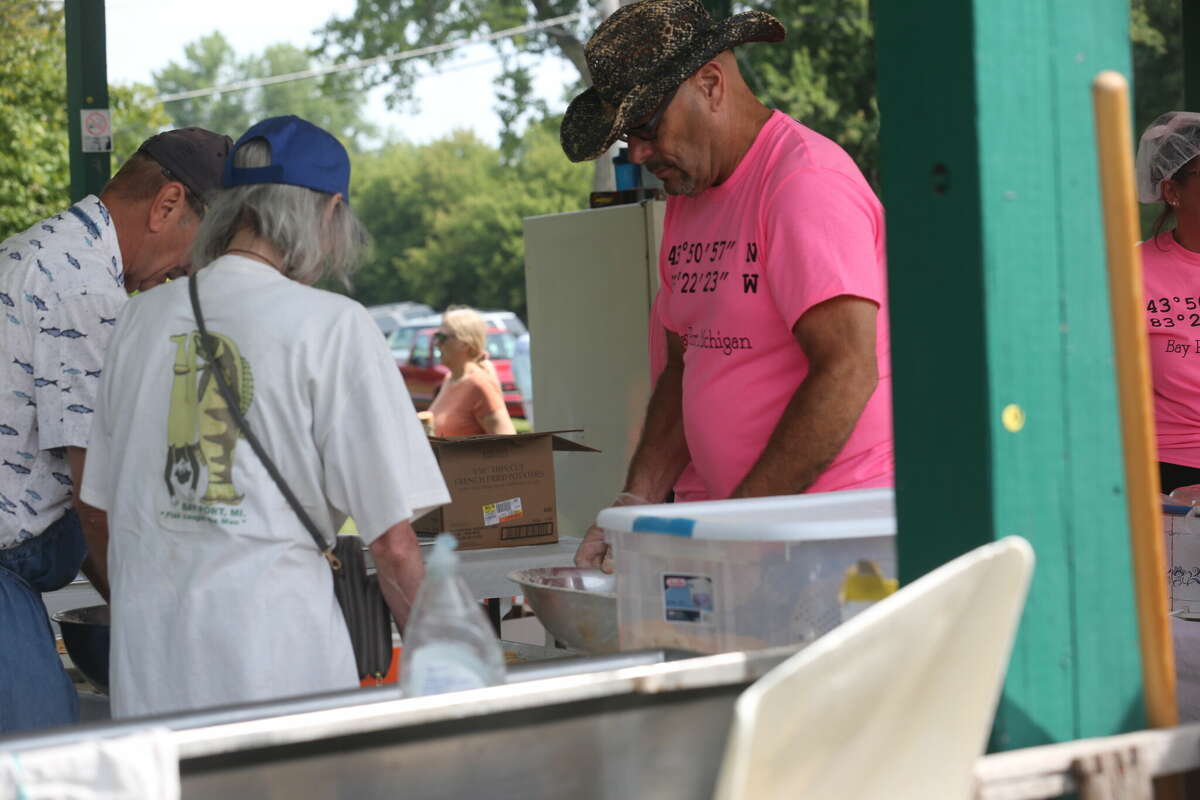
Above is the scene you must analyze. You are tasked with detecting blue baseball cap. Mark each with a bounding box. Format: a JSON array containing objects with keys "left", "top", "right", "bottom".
[{"left": 223, "top": 115, "right": 351, "bottom": 201}]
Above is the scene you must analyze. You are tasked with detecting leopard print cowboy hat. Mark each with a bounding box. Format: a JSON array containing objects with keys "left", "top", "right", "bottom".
[{"left": 560, "top": 0, "right": 784, "bottom": 163}]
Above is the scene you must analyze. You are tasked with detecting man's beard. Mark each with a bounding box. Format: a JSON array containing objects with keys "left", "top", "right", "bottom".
[{"left": 647, "top": 160, "right": 698, "bottom": 197}]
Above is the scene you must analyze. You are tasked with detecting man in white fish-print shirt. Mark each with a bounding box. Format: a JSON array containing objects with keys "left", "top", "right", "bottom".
[{"left": 0, "top": 128, "right": 230, "bottom": 733}]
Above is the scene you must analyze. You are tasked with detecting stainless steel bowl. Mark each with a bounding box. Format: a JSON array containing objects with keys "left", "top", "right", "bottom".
[
  {"left": 52, "top": 604, "right": 110, "bottom": 693},
  {"left": 508, "top": 567, "right": 618, "bottom": 654}
]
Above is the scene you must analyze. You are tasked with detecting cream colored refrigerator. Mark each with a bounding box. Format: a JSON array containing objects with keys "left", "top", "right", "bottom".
[{"left": 523, "top": 200, "right": 666, "bottom": 539}]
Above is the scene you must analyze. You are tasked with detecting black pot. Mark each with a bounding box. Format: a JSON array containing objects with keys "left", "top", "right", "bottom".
[{"left": 52, "top": 604, "right": 109, "bottom": 693}]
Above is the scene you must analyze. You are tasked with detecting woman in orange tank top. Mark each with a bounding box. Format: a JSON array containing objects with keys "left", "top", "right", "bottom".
[{"left": 427, "top": 307, "right": 517, "bottom": 437}]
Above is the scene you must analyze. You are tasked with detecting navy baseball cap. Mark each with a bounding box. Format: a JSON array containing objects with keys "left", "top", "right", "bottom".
[{"left": 223, "top": 115, "right": 351, "bottom": 201}]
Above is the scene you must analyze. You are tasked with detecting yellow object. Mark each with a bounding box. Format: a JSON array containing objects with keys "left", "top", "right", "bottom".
[
  {"left": 1092, "top": 70, "right": 1178, "bottom": 731},
  {"left": 1001, "top": 403, "right": 1025, "bottom": 433},
  {"left": 839, "top": 560, "right": 898, "bottom": 604}
]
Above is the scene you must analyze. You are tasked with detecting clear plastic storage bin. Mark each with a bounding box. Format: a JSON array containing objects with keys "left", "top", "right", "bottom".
[{"left": 596, "top": 488, "right": 896, "bottom": 654}]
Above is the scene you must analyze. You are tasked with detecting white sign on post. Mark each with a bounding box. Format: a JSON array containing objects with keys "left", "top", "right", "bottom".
[{"left": 80, "top": 109, "right": 112, "bottom": 153}]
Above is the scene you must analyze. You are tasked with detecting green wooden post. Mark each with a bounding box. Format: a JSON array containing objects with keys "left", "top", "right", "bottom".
[
  {"left": 65, "top": 0, "right": 111, "bottom": 202},
  {"left": 874, "top": 1, "right": 1145, "bottom": 750},
  {"left": 1186, "top": 0, "right": 1200, "bottom": 110}
]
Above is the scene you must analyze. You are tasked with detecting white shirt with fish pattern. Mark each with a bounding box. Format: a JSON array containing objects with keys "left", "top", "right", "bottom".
[{"left": 0, "top": 195, "right": 126, "bottom": 548}]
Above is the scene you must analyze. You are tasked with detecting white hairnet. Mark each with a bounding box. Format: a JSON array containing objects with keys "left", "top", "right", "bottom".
[{"left": 1136, "top": 111, "right": 1200, "bottom": 203}]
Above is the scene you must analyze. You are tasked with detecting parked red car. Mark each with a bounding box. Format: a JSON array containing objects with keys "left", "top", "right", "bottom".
[{"left": 398, "top": 326, "right": 524, "bottom": 419}]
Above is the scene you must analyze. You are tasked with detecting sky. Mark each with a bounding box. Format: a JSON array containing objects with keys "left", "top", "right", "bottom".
[{"left": 103, "top": 0, "right": 577, "bottom": 148}]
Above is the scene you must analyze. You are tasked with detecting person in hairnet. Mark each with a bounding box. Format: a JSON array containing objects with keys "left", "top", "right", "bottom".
[{"left": 1135, "top": 111, "right": 1200, "bottom": 493}]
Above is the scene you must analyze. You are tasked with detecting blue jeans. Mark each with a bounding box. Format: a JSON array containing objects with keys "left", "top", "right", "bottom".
[{"left": 0, "top": 510, "right": 86, "bottom": 733}]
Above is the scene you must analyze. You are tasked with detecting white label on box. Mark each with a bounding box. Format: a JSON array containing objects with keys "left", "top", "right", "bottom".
[
  {"left": 483, "top": 497, "right": 523, "bottom": 526},
  {"left": 662, "top": 573, "right": 715, "bottom": 625}
]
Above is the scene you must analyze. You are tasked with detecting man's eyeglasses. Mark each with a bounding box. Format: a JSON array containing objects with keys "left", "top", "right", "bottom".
[
  {"left": 161, "top": 167, "right": 206, "bottom": 219},
  {"left": 618, "top": 87, "right": 679, "bottom": 143}
]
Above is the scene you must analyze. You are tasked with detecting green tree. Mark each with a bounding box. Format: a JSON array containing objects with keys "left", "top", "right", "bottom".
[
  {"left": 110, "top": 83, "right": 174, "bottom": 166},
  {"left": 0, "top": 1, "right": 69, "bottom": 239},
  {"left": 1131, "top": 0, "right": 1182, "bottom": 140},
  {"left": 153, "top": 33, "right": 252, "bottom": 139},
  {"left": 321, "top": 0, "right": 880, "bottom": 177},
  {"left": 747, "top": 0, "right": 878, "bottom": 185},
  {"left": 253, "top": 44, "right": 377, "bottom": 145},
  {"left": 321, "top": 0, "right": 592, "bottom": 106},
  {"left": 347, "top": 120, "right": 592, "bottom": 316},
  {"left": 1129, "top": 0, "right": 1183, "bottom": 234},
  {"left": 154, "top": 32, "right": 374, "bottom": 145},
  {"left": 320, "top": 0, "right": 594, "bottom": 161}
]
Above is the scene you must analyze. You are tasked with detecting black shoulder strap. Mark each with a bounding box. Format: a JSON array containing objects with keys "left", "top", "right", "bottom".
[{"left": 188, "top": 273, "right": 338, "bottom": 566}]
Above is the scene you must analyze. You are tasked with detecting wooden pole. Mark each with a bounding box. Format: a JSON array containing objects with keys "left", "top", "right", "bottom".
[{"left": 1091, "top": 70, "right": 1178, "bottom": 731}]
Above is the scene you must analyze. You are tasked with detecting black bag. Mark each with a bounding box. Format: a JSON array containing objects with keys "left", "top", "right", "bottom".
[{"left": 189, "top": 274, "right": 394, "bottom": 681}]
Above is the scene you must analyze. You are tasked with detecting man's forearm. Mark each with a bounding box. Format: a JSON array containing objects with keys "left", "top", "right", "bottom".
[
  {"left": 731, "top": 361, "right": 877, "bottom": 498},
  {"left": 623, "top": 363, "right": 691, "bottom": 502},
  {"left": 66, "top": 446, "right": 110, "bottom": 601},
  {"left": 370, "top": 521, "right": 425, "bottom": 632},
  {"left": 77, "top": 503, "right": 110, "bottom": 602}
]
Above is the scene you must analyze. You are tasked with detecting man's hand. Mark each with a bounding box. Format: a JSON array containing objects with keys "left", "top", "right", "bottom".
[
  {"left": 573, "top": 493, "right": 649, "bottom": 574},
  {"left": 574, "top": 525, "right": 611, "bottom": 571}
]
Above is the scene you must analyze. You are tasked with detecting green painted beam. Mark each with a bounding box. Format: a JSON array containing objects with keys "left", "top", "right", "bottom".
[
  {"left": 65, "top": 0, "right": 110, "bottom": 202},
  {"left": 874, "top": 1, "right": 1145, "bottom": 750},
  {"left": 1186, "top": 0, "right": 1200, "bottom": 110}
]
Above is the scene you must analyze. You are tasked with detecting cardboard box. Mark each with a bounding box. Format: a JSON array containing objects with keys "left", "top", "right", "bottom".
[{"left": 414, "top": 430, "right": 598, "bottom": 550}]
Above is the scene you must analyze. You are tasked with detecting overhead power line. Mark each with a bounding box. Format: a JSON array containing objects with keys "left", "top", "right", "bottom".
[{"left": 151, "top": 12, "right": 585, "bottom": 105}]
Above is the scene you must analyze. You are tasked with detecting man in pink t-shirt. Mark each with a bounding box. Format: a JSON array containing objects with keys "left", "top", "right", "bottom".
[{"left": 561, "top": 0, "right": 893, "bottom": 568}]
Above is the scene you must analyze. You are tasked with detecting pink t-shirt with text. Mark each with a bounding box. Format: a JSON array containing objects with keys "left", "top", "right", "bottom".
[
  {"left": 649, "top": 291, "right": 710, "bottom": 502},
  {"left": 656, "top": 111, "right": 894, "bottom": 499},
  {"left": 1141, "top": 232, "right": 1200, "bottom": 467}
]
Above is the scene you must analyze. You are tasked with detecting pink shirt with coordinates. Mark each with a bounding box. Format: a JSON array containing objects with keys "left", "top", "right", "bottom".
[
  {"left": 1141, "top": 232, "right": 1200, "bottom": 468},
  {"left": 656, "top": 111, "right": 894, "bottom": 499}
]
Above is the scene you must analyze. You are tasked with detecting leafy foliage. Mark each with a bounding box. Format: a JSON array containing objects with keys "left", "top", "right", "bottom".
[
  {"left": 321, "top": 0, "right": 594, "bottom": 105},
  {"left": 153, "top": 32, "right": 375, "bottom": 145},
  {"left": 745, "top": 0, "right": 878, "bottom": 185},
  {"left": 2, "top": 0, "right": 1189, "bottom": 307},
  {"left": 345, "top": 120, "right": 593, "bottom": 316},
  {"left": 1131, "top": 0, "right": 1182, "bottom": 139},
  {"left": 322, "top": 0, "right": 878, "bottom": 179},
  {"left": 0, "top": 6, "right": 172, "bottom": 239},
  {"left": 110, "top": 84, "right": 174, "bottom": 167},
  {"left": 0, "top": 1, "right": 69, "bottom": 240}
]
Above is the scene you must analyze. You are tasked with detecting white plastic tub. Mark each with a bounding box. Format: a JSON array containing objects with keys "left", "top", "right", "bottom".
[
  {"left": 1165, "top": 501, "right": 1200, "bottom": 617},
  {"left": 596, "top": 488, "right": 897, "bottom": 654}
]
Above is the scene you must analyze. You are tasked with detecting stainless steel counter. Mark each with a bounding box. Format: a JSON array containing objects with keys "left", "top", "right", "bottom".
[{"left": 2, "top": 646, "right": 797, "bottom": 800}]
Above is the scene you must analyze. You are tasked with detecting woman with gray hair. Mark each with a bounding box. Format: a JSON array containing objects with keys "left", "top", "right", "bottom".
[
  {"left": 1134, "top": 111, "right": 1200, "bottom": 493},
  {"left": 81, "top": 116, "right": 449, "bottom": 718}
]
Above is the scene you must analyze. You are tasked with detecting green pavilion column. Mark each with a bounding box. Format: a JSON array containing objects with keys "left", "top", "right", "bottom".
[
  {"left": 874, "top": 2, "right": 1145, "bottom": 750},
  {"left": 65, "top": 0, "right": 111, "bottom": 202}
]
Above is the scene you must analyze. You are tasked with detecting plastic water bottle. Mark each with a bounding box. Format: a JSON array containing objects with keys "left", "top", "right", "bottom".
[{"left": 400, "top": 534, "right": 506, "bottom": 696}]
